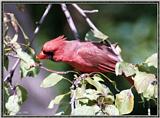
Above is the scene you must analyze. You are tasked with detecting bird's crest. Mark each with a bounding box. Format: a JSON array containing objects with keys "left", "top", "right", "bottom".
[
  {"left": 42, "top": 35, "right": 67, "bottom": 52},
  {"left": 52, "top": 35, "right": 67, "bottom": 42}
]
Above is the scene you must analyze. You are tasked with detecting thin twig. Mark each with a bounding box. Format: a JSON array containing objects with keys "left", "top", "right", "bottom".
[
  {"left": 39, "top": 65, "right": 79, "bottom": 75},
  {"left": 31, "top": 4, "right": 52, "bottom": 45},
  {"left": 83, "top": 9, "right": 99, "bottom": 13},
  {"left": 72, "top": 4, "right": 99, "bottom": 32},
  {"left": 4, "top": 59, "right": 20, "bottom": 84},
  {"left": 61, "top": 4, "right": 79, "bottom": 40}
]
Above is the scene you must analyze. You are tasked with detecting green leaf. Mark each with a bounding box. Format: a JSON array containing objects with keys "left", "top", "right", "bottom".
[
  {"left": 16, "top": 49, "right": 34, "bottom": 64},
  {"left": 71, "top": 105, "right": 101, "bottom": 115},
  {"left": 75, "top": 87, "right": 85, "bottom": 99},
  {"left": 86, "top": 77, "right": 104, "bottom": 93},
  {"left": 115, "top": 89, "right": 134, "bottom": 114},
  {"left": 97, "top": 95, "right": 115, "bottom": 109},
  {"left": 16, "top": 49, "right": 39, "bottom": 78},
  {"left": 48, "top": 92, "right": 70, "bottom": 109},
  {"left": 76, "top": 88, "right": 100, "bottom": 102},
  {"left": 132, "top": 71, "right": 157, "bottom": 99},
  {"left": 84, "top": 89, "right": 100, "bottom": 100},
  {"left": 115, "top": 62, "right": 122, "bottom": 76},
  {"left": 137, "top": 63, "right": 157, "bottom": 75},
  {"left": 115, "top": 61, "right": 137, "bottom": 77},
  {"left": 55, "top": 111, "right": 64, "bottom": 115},
  {"left": 12, "top": 41, "right": 21, "bottom": 49},
  {"left": 114, "top": 44, "right": 122, "bottom": 55},
  {"left": 86, "top": 76, "right": 111, "bottom": 96},
  {"left": 3, "top": 83, "right": 10, "bottom": 111},
  {"left": 10, "top": 33, "right": 21, "bottom": 49},
  {"left": 4, "top": 85, "right": 10, "bottom": 114},
  {"left": 132, "top": 71, "right": 157, "bottom": 94},
  {"left": 26, "top": 46, "right": 35, "bottom": 57},
  {"left": 143, "top": 82, "right": 157, "bottom": 99},
  {"left": 16, "top": 85, "right": 28, "bottom": 104},
  {"left": 104, "top": 95, "right": 115, "bottom": 105},
  {"left": 4, "top": 85, "right": 28, "bottom": 115},
  {"left": 4, "top": 86, "right": 10, "bottom": 97},
  {"left": 153, "top": 83, "right": 158, "bottom": 98},
  {"left": 85, "top": 29, "right": 109, "bottom": 43},
  {"left": 145, "top": 53, "right": 157, "bottom": 68},
  {"left": 92, "top": 75, "right": 104, "bottom": 82},
  {"left": 103, "top": 105, "right": 119, "bottom": 115},
  {"left": 4, "top": 55, "right": 9, "bottom": 70},
  {"left": 5, "top": 95, "right": 20, "bottom": 115},
  {"left": 40, "top": 73, "right": 65, "bottom": 88},
  {"left": 10, "top": 34, "right": 18, "bottom": 43},
  {"left": 20, "top": 60, "right": 39, "bottom": 78},
  {"left": 75, "top": 86, "right": 88, "bottom": 104}
]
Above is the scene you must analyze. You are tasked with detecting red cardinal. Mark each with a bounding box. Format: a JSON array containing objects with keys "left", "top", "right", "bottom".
[{"left": 36, "top": 35, "right": 122, "bottom": 73}]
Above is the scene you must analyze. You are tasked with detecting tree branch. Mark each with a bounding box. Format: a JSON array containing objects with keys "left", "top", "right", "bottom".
[
  {"left": 72, "top": 4, "right": 99, "bottom": 32},
  {"left": 4, "top": 59, "right": 20, "bottom": 86},
  {"left": 39, "top": 65, "right": 79, "bottom": 75},
  {"left": 30, "top": 4, "right": 52, "bottom": 45},
  {"left": 32, "top": 62, "right": 79, "bottom": 75},
  {"left": 61, "top": 4, "right": 79, "bottom": 40}
]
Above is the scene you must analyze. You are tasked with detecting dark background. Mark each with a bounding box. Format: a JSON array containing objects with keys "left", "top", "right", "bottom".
[{"left": 3, "top": 2, "right": 157, "bottom": 115}]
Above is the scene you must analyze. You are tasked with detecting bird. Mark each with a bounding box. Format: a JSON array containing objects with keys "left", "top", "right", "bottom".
[{"left": 36, "top": 35, "right": 122, "bottom": 73}]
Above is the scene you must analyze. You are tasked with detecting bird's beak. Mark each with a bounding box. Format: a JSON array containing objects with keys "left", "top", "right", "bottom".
[{"left": 36, "top": 51, "right": 48, "bottom": 60}]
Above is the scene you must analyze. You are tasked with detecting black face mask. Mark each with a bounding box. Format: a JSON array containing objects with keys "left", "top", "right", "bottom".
[{"left": 43, "top": 51, "right": 54, "bottom": 61}]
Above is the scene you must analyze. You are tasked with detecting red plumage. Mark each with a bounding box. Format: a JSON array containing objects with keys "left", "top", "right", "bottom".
[{"left": 36, "top": 35, "right": 122, "bottom": 73}]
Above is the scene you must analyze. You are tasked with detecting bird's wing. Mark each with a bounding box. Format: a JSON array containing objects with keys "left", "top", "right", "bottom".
[{"left": 77, "top": 43, "right": 119, "bottom": 72}]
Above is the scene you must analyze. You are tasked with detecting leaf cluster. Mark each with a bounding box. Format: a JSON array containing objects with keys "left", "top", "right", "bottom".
[{"left": 3, "top": 13, "right": 39, "bottom": 115}]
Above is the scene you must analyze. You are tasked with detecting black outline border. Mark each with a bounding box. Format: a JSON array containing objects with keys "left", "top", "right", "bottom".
[{"left": 1, "top": 1, "right": 160, "bottom": 118}]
